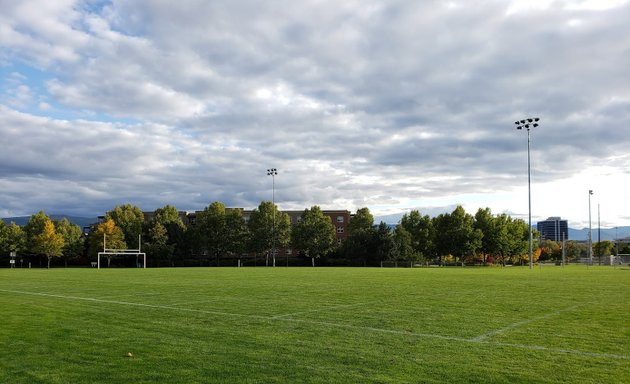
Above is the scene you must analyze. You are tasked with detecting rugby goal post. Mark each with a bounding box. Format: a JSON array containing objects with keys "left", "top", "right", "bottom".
[{"left": 97, "top": 234, "right": 146, "bottom": 269}]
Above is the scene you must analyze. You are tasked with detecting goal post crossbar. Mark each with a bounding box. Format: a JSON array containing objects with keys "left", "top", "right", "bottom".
[
  {"left": 97, "top": 252, "right": 146, "bottom": 269},
  {"left": 98, "top": 234, "right": 146, "bottom": 269}
]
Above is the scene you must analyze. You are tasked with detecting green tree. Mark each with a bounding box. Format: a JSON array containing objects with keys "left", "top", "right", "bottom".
[
  {"left": 433, "top": 206, "right": 482, "bottom": 266},
  {"left": 374, "top": 221, "right": 392, "bottom": 262},
  {"left": 152, "top": 205, "right": 187, "bottom": 263},
  {"left": 505, "top": 218, "right": 532, "bottom": 265},
  {"left": 564, "top": 240, "right": 585, "bottom": 262},
  {"left": 106, "top": 204, "right": 144, "bottom": 249},
  {"left": 54, "top": 218, "right": 84, "bottom": 266},
  {"left": 32, "top": 220, "right": 65, "bottom": 268},
  {"left": 400, "top": 210, "right": 434, "bottom": 261},
  {"left": 145, "top": 221, "right": 174, "bottom": 266},
  {"left": 24, "top": 211, "right": 51, "bottom": 256},
  {"left": 594, "top": 240, "right": 614, "bottom": 264},
  {"left": 247, "top": 201, "right": 290, "bottom": 266},
  {"left": 347, "top": 207, "right": 374, "bottom": 234},
  {"left": 344, "top": 207, "right": 377, "bottom": 263},
  {"left": 190, "top": 204, "right": 248, "bottom": 266},
  {"left": 491, "top": 214, "right": 513, "bottom": 265},
  {"left": 225, "top": 208, "right": 248, "bottom": 260},
  {"left": 153, "top": 205, "right": 183, "bottom": 226},
  {"left": 196, "top": 202, "right": 227, "bottom": 265},
  {"left": 184, "top": 220, "right": 205, "bottom": 263},
  {"left": 474, "top": 208, "right": 495, "bottom": 264},
  {"left": 389, "top": 225, "right": 415, "bottom": 264},
  {"left": 4, "top": 222, "right": 26, "bottom": 258},
  {"left": 0, "top": 220, "right": 6, "bottom": 252},
  {"left": 291, "top": 206, "right": 336, "bottom": 266}
]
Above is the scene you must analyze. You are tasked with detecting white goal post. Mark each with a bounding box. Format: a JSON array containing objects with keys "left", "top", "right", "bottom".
[{"left": 97, "top": 234, "right": 146, "bottom": 269}]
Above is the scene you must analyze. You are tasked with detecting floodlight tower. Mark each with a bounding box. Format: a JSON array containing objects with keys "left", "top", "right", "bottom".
[
  {"left": 515, "top": 117, "right": 540, "bottom": 270},
  {"left": 267, "top": 168, "right": 278, "bottom": 267}
]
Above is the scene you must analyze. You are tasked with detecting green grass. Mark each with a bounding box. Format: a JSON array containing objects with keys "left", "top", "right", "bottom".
[{"left": 1, "top": 266, "right": 628, "bottom": 383}]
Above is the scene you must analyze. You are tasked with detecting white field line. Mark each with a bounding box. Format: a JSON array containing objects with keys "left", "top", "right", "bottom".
[
  {"left": 167, "top": 299, "right": 223, "bottom": 307},
  {"left": 168, "top": 296, "right": 248, "bottom": 306},
  {"left": 472, "top": 304, "right": 583, "bottom": 342},
  {"left": 2, "top": 289, "right": 627, "bottom": 361},
  {"left": 0, "top": 289, "right": 270, "bottom": 320},
  {"left": 96, "top": 291, "right": 166, "bottom": 299},
  {"left": 271, "top": 301, "right": 373, "bottom": 319}
]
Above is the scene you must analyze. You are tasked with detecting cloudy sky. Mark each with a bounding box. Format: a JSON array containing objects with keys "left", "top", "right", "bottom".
[{"left": 1, "top": 0, "right": 629, "bottom": 228}]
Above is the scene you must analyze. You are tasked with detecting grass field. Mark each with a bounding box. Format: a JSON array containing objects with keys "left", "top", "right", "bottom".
[{"left": 0, "top": 266, "right": 628, "bottom": 383}]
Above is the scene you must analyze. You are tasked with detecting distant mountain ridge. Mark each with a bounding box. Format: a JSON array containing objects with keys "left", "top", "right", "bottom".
[
  {"left": 568, "top": 227, "right": 630, "bottom": 242},
  {"left": 1, "top": 215, "right": 97, "bottom": 229}
]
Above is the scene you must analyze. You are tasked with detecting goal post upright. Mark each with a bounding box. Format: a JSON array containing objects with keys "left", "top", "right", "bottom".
[{"left": 97, "top": 234, "right": 146, "bottom": 269}]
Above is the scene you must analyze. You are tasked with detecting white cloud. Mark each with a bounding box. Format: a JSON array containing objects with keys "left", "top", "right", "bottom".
[
  {"left": 0, "top": 1, "right": 628, "bottom": 229},
  {"left": 0, "top": 0, "right": 88, "bottom": 66}
]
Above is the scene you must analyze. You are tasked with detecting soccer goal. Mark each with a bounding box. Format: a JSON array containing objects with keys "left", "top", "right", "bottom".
[
  {"left": 614, "top": 254, "right": 630, "bottom": 266},
  {"left": 97, "top": 234, "right": 146, "bottom": 269}
]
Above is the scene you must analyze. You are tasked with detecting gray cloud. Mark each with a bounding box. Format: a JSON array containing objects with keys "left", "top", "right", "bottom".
[{"left": 0, "top": 0, "right": 629, "bottom": 227}]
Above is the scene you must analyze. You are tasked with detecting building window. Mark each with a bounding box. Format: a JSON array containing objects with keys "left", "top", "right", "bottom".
[
  {"left": 337, "top": 226, "right": 344, "bottom": 233},
  {"left": 286, "top": 249, "right": 292, "bottom": 255},
  {"left": 337, "top": 215, "right": 344, "bottom": 223}
]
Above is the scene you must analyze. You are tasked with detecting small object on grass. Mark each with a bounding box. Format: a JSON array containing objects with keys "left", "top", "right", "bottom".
[{"left": 127, "top": 352, "right": 133, "bottom": 358}]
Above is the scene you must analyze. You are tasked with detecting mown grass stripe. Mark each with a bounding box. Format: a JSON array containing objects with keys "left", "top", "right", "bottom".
[
  {"left": 472, "top": 303, "right": 584, "bottom": 341},
  {"left": 2, "top": 288, "right": 627, "bottom": 361}
]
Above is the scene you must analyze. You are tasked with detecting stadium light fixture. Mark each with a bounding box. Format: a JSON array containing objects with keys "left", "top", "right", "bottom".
[{"left": 515, "top": 117, "right": 540, "bottom": 270}]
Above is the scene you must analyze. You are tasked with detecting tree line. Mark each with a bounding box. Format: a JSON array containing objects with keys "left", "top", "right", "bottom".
[{"left": 1, "top": 202, "right": 619, "bottom": 268}]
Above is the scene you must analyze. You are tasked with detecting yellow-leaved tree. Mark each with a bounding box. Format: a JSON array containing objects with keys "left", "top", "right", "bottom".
[
  {"left": 89, "top": 219, "right": 126, "bottom": 267},
  {"left": 32, "top": 220, "right": 65, "bottom": 269}
]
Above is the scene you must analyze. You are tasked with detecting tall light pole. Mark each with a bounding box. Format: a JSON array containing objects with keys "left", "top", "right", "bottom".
[
  {"left": 588, "top": 189, "right": 593, "bottom": 265},
  {"left": 267, "top": 168, "right": 277, "bottom": 267},
  {"left": 515, "top": 117, "right": 539, "bottom": 270},
  {"left": 597, "top": 203, "right": 601, "bottom": 265}
]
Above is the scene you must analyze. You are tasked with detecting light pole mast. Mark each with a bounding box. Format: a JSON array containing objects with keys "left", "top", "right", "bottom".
[
  {"left": 588, "top": 190, "right": 593, "bottom": 265},
  {"left": 267, "top": 168, "right": 278, "bottom": 267},
  {"left": 515, "top": 117, "right": 540, "bottom": 270},
  {"left": 597, "top": 203, "right": 602, "bottom": 265}
]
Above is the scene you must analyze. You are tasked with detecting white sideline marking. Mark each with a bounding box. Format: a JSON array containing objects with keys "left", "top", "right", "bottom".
[
  {"left": 168, "top": 296, "right": 247, "bottom": 306},
  {"left": 472, "top": 304, "right": 583, "bottom": 342},
  {"left": 0, "top": 289, "right": 270, "bottom": 320},
  {"left": 97, "top": 291, "right": 165, "bottom": 299},
  {"left": 271, "top": 301, "right": 372, "bottom": 319},
  {"left": 2, "top": 289, "right": 627, "bottom": 361}
]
